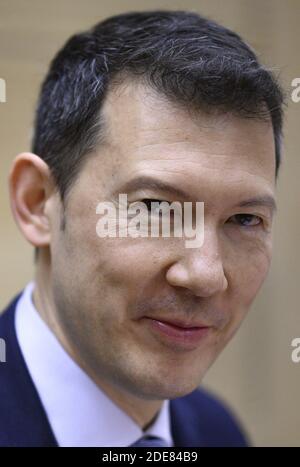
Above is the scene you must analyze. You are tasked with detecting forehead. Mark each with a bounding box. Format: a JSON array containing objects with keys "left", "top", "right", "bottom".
[{"left": 94, "top": 80, "right": 276, "bottom": 198}]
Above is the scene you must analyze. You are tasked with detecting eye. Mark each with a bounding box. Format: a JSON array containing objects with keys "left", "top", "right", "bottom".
[
  {"left": 228, "top": 213, "right": 263, "bottom": 227},
  {"left": 140, "top": 199, "right": 169, "bottom": 212}
]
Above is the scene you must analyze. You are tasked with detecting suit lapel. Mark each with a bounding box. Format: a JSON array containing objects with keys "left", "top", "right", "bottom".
[
  {"left": 170, "top": 392, "right": 206, "bottom": 447},
  {"left": 0, "top": 294, "right": 58, "bottom": 447}
]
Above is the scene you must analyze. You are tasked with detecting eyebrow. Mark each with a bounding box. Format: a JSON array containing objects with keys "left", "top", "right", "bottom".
[
  {"left": 117, "top": 175, "right": 277, "bottom": 213},
  {"left": 235, "top": 195, "right": 277, "bottom": 214},
  {"left": 117, "top": 176, "right": 189, "bottom": 199}
]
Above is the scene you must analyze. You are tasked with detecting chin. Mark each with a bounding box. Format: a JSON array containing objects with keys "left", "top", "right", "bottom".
[
  {"left": 125, "top": 370, "right": 205, "bottom": 401},
  {"left": 142, "top": 382, "right": 201, "bottom": 401}
]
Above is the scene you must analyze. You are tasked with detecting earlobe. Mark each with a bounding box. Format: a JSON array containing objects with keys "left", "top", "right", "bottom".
[{"left": 8, "top": 152, "right": 55, "bottom": 248}]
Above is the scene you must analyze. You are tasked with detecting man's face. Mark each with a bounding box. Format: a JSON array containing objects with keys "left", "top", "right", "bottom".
[{"left": 47, "top": 81, "right": 276, "bottom": 400}]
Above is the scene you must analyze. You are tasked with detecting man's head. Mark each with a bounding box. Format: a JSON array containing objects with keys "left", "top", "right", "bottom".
[{"left": 9, "top": 11, "right": 284, "bottom": 402}]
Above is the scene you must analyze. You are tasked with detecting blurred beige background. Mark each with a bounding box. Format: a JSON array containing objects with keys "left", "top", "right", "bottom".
[{"left": 0, "top": 0, "right": 299, "bottom": 446}]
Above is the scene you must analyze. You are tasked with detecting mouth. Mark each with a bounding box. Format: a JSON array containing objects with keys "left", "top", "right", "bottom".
[{"left": 142, "top": 317, "right": 212, "bottom": 351}]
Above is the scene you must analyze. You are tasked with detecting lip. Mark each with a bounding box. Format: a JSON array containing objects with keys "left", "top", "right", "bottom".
[
  {"left": 151, "top": 317, "right": 210, "bottom": 329},
  {"left": 143, "top": 317, "right": 212, "bottom": 350}
]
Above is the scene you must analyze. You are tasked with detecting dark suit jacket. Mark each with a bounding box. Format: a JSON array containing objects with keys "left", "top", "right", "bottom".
[{"left": 0, "top": 292, "right": 249, "bottom": 447}]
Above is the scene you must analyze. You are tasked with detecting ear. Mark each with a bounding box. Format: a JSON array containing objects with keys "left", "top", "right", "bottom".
[{"left": 8, "top": 152, "right": 57, "bottom": 248}]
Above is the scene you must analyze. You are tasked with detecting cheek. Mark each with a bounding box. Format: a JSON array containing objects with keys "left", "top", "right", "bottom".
[
  {"left": 214, "top": 241, "right": 272, "bottom": 350},
  {"left": 241, "top": 241, "right": 272, "bottom": 303},
  {"left": 92, "top": 238, "right": 162, "bottom": 302},
  {"left": 225, "top": 238, "right": 272, "bottom": 326}
]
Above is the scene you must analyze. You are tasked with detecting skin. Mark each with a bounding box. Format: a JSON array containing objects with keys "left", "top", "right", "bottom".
[{"left": 9, "top": 79, "right": 276, "bottom": 430}]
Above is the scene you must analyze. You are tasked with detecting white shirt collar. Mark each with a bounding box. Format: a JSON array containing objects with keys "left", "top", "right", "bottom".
[{"left": 15, "top": 281, "right": 173, "bottom": 447}]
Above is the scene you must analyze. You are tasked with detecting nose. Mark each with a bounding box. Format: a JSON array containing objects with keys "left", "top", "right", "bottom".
[{"left": 165, "top": 229, "right": 228, "bottom": 298}]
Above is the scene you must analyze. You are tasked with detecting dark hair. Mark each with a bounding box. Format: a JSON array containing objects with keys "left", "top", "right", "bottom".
[{"left": 32, "top": 10, "right": 284, "bottom": 204}]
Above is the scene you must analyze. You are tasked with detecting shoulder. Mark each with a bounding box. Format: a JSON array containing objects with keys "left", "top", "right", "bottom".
[{"left": 170, "top": 387, "right": 250, "bottom": 447}]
